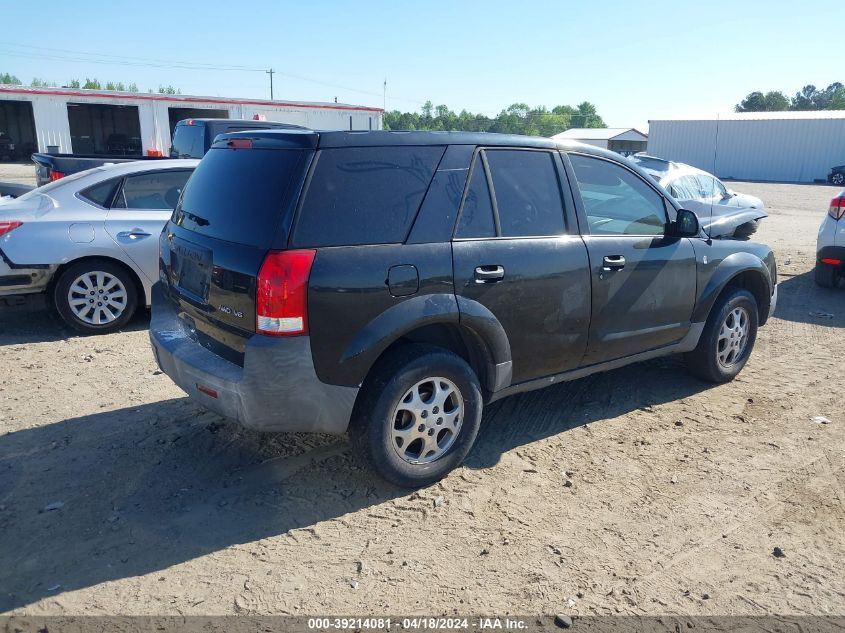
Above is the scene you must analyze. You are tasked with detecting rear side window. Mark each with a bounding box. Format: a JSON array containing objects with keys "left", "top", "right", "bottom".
[
  {"left": 114, "top": 170, "right": 192, "bottom": 210},
  {"left": 171, "top": 125, "right": 205, "bottom": 158},
  {"left": 455, "top": 156, "right": 496, "bottom": 238},
  {"left": 79, "top": 178, "right": 119, "bottom": 208},
  {"left": 174, "top": 148, "right": 309, "bottom": 247},
  {"left": 485, "top": 150, "right": 565, "bottom": 237},
  {"left": 293, "top": 146, "right": 445, "bottom": 247}
]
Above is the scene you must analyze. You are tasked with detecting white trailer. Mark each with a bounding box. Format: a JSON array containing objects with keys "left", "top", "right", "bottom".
[{"left": 0, "top": 85, "right": 383, "bottom": 157}]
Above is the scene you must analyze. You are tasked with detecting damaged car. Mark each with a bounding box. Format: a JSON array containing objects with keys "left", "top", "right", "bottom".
[{"left": 630, "top": 154, "right": 767, "bottom": 239}]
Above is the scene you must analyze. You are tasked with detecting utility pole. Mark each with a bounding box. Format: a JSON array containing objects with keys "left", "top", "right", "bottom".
[
  {"left": 383, "top": 77, "right": 387, "bottom": 112},
  {"left": 266, "top": 68, "right": 275, "bottom": 100}
]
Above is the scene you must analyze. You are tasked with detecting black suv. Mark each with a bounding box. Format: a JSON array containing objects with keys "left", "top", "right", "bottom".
[{"left": 150, "top": 130, "right": 777, "bottom": 487}]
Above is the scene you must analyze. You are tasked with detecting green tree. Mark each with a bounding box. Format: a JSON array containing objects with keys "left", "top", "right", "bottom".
[
  {"left": 1, "top": 72, "right": 22, "bottom": 85},
  {"left": 158, "top": 85, "right": 180, "bottom": 95},
  {"left": 82, "top": 78, "right": 102, "bottom": 89},
  {"left": 735, "top": 90, "right": 790, "bottom": 112},
  {"left": 384, "top": 100, "right": 607, "bottom": 137}
]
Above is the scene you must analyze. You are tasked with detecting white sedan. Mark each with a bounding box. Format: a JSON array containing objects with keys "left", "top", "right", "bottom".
[{"left": 0, "top": 159, "right": 198, "bottom": 333}]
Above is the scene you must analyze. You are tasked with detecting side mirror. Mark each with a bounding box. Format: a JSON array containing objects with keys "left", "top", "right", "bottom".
[{"left": 672, "top": 209, "right": 700, "bottom": 237}]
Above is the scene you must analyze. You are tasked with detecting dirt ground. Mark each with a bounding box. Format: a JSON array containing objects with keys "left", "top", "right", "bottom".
[{"left": 0, "top": 172, "right": 843, "bottom": 617}]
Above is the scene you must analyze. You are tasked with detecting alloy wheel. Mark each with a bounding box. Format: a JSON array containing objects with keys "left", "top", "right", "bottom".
[
  {"left": 67, "top": 271, "right": 129, "bottom": 326},
  {"left": 716, "top": 306, "right": 750, "bottom": 367},
  {"left": 390, "top": 377, "right": 464, "bottom": 464}
]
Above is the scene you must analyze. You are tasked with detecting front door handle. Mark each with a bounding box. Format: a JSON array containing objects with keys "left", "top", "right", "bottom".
[
  {"left": 117, "top": 229, "right": 152, "bottom": 240},
  {"left": 602, "top": 255, "right": 626, "bottom": 271},
  {"left": 474, "top": 265, "right": 505, "bottom": 283}
]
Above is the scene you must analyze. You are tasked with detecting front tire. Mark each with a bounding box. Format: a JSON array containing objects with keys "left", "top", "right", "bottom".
[
  {"left": 814, "top": 262, "right": 840, "bottom": 288},
  {"left": 54, "top": 260, "right": 138, "bottom": 334},
  {"left": 349, "top": 344, "right": 483, "bottom": 488},
  {"left": 685, "top": 287, "right": 758, "bottom": 383},
  {"left": 831, "top": 172, "right": 845, "bottom": 186}
]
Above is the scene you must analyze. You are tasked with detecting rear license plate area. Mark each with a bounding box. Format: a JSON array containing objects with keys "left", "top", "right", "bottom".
[{"left": 171, "top": 238, "right": 212, "bottom": 302}]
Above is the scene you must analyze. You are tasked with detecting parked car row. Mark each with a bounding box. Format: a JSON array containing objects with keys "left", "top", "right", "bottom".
[
  {"left": 1, "top": 130, "right": 782, "bottom": 486},
  {"left": 31, "top": 118, "right": 304, "bottom": 187}
]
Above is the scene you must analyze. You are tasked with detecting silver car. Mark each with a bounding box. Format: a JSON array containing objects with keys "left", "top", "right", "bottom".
[
  {"left": 0, "top": 159, "right": 198, "bottom": 333},
  {"left": 815, "top": 190, "right": 844, "bottom": 288},
  {"left": 630, "top": 154, "right": 767, "bottom": 238}
]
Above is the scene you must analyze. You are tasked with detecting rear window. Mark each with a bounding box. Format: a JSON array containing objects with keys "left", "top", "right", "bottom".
[
  {"left": 292, "top": 146, "right": 445, "bottom": 247},
  {"left": 79, "top": 178, "right": 119, "bottom": 208},
  {"left": 171, "top": 124, "right": 205, "bottom": 159},
  {"left": 173, "top": 148, "right": 309, "bottom": 247}
]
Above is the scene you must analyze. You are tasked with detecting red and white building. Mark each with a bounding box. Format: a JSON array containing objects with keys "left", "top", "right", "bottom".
[{"left": 0, "top": 85, "right": 383, "bottom": 157}]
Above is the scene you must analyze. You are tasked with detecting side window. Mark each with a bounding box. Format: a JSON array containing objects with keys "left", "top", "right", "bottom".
[
  {"left": 79, "top": 178, "right": 119, "bottom": 208},
  {"left": 113, "top": 170, "right": 192, "bottom": 210},
  {"left": 569, "top": 154, "right": 668, "bottom": 236},
  {"left": 455, "top": 156, "right": 496, "bottom": 238},
  {"left": 293, "top": 146, "right": 445, "bottom": 247},
  {"left": 485, "top": 150, "right": 565, "bottom": 237}
]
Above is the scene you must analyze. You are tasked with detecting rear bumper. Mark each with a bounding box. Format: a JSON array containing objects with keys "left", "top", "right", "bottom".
[
  {"left": 149, "top": 283, "right": 358, "bottom": 434},
  {"left": 817, "top": 245, "right": 845, "bottom": 266},
  {"left": 0, "top": 253, "right": 54, "bottom": 296}
]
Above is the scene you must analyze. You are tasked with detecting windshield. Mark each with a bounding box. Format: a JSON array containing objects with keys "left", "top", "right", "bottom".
[{"left": 170, "top": 125, "right": 205, "bottom": 159}]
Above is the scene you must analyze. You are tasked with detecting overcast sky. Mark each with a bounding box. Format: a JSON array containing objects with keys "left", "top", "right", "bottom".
[{"left": 1, "top": 0, "right": 836, "bottom": 131}]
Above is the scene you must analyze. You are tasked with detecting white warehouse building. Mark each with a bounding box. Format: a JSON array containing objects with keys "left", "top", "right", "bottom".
[
  {"left": 647, "top": 111, "right": 845, "bottom": 183},
  {"left": 0, "top": 85, "right": 383, "bottom": 158}
]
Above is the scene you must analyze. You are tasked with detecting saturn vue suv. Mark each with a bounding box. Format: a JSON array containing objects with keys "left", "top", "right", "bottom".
[{"left": 150, "top": 130, "right": 778, "bottom": 487}]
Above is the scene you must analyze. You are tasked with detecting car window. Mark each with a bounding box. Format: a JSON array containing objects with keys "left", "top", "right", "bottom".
[
  {"left": 293, "top": 145, "right": 445, "bottom": 248},
  {"left": 170, "top": 125, "right": 205, "bottom": 159},
  {"left": 695, "top": 174, "right": 722, "bottom": 199},
  {"left": 569, "top": 153, "right": 668, "bottom": 236},
  {"left": 113, "top": 170, "right": 192, "bottom": 210},
  {"left": 455, "top": 155, "right": 496, "bottom": 239},
  {"left": 668, "top": 175, "right": 699, "bottom": 200},
  {"left": 79, "top": 178, "right": 119, "bottom": 208},
  {"left": 485, "top": 150, "right": 565, "bottom": 237}
]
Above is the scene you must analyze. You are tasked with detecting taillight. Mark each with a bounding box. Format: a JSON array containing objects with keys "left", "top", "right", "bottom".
[
  {"left": 226, "top": 138, "right": 253, "bottom": 149},
  {"left": 829, "top": 196, "right": 845, "bottom": 220},
  {"left": 0, "top": 220, "right": 22, "bottom": 236},
  {"left": 49, "top": 169, "right": 66, "bottom": 182},
  {"left": 256, "top": 250, "right": 316, "bottom": 336}
]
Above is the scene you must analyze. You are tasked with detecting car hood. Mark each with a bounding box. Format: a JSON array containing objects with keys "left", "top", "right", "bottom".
[
  {"left": 731, "top": 192, "right": 765, "bottom": 209},
  {"left": 680, "top": 199, "right": 768, "bottom": 238}
]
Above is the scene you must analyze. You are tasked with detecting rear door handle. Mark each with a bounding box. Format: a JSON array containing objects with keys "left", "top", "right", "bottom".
[
  {"left": 602, "top": 255, "right": 626, "bottom": 271},
  {"left": 117, "top": 229, "right": 152, "bottom": 240},
  {"left": 474, "top": 265, "right": 505, "bottom": 283}
]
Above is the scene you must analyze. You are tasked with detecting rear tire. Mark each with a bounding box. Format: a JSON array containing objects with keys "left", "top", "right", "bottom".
[
  {"left": 54, "top": 260, "right": 138, "bottom": 334},
  {"left": 349, "top": 344, "right": 483, "bottom": 488},
  {"left": 685, "top": 288, "right": 758, "bottom": 383},
  {"left": 814, "top": 262, "right": 840, "bottom": 288}
]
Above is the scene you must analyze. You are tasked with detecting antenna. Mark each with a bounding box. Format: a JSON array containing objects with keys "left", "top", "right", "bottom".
[{"left": 707, "top": 112, "right": 721, "bottom": 241}]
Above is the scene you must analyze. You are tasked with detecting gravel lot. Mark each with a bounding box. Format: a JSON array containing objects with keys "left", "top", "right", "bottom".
[{"left": 0, "top": 166, "right": 843, "bottom": 617}]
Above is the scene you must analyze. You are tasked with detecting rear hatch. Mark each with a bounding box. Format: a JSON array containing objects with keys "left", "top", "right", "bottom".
[{"left": 161, "top": 130, "right": 317, "bottom": 365}]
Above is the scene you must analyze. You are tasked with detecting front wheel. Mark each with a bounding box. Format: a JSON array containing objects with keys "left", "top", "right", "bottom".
[
  {"left": 349, "top": 344, "right": 483, "bottom": 488},
  {"left": 831, "top": 172, "right": 845, "bottom": 186},
  {"left": 685, "top": 288, "right": 758, "bottom": 383},
  {"left": 54, "top": 260, "right": 138, "bottom": 334}
]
